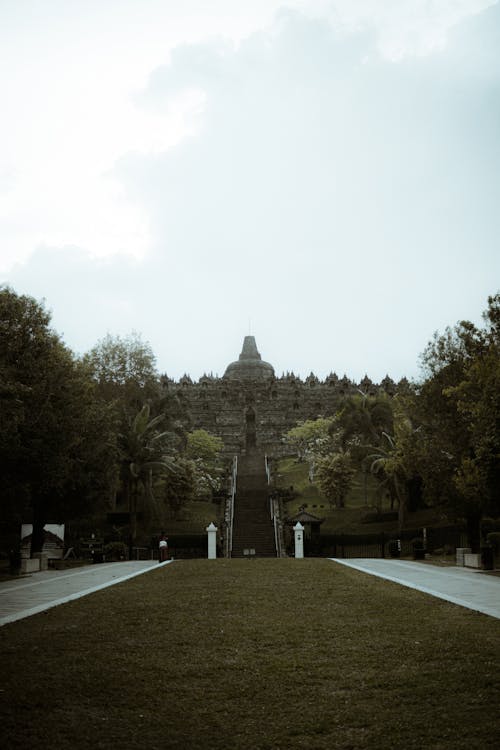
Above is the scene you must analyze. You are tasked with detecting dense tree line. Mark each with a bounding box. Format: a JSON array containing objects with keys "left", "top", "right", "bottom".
[
  {"left": 285, "top": 294, "right": 500, "bottom": 549},
  {"left": 0, "top": 287, "right": 224, "bottom": 558},
  {"left": 2, "top": 285, "right": 499, "bottom": 555}
]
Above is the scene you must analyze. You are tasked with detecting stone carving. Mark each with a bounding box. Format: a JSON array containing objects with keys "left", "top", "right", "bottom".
[{"left": 162, "top": 336, "right": 401, "bottom": 456}]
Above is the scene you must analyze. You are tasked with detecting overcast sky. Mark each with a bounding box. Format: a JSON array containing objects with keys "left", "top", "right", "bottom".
[{"left": 1, "top": 0, "right": 499, "bottom": 383}]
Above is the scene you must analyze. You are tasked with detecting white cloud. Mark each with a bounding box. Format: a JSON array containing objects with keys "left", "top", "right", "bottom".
[
  {"left": 2, "top": 1, "right": 499, "bottom": 382},
  {"left": 301, "top": 0, "right": 498, "bottom": 58},
  {"left": 0, "top": 1, "right": 288, "bottom": 272},
  {"left": 2, "top": 1, "right": 496, "bottom": 271}
]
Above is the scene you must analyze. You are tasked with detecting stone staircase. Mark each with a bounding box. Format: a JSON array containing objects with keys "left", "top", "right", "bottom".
[{"left": 231, "top": 449, "right": 276, "bottom": 558}]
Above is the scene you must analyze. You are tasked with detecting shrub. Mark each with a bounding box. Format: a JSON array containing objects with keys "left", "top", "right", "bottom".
[
  {"left": 433, "top": 544, "right": 456, "bottom": 557},
  {"left": 387, "top": 539, "right": 401, "bottom": 557},
  {"left": 104, "top": 541, "right": 128, "bottom": 560},
  {"left": 410, "top": 537, "right": 425, "bottom": 560},
  {"left": 486, "top": 532, "right": 500, "bottom": 553}
]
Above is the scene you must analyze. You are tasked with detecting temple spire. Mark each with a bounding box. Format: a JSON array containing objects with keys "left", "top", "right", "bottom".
[
  {"left": 224, "top": 335, "right": 275, "bottom": 380},
  {"left": 239, "top": 335, "right": 261, "bottom": 361}
]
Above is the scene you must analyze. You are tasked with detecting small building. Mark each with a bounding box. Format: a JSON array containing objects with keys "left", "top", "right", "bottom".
[{"left": 285, "top": 509, "right": 324, "bottom": 555}]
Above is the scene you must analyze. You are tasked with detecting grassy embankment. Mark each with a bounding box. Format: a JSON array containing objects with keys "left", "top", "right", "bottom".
[
  {"left": 1, "top": 559, "right": 499, "bottom": 750},
  {"left": 275, "top": 456, "right": 448, "bottom": 535},
  {"left": 160, "top": 499, "right": 222, "bottom": 535}
]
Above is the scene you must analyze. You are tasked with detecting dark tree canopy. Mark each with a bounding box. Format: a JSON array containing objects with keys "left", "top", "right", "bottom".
[
  {"left": 83, "top": 332, "right": 160, "bottom": 413},
  {"left": 0, "top": 287, "right": 117, "bottom": 553}
]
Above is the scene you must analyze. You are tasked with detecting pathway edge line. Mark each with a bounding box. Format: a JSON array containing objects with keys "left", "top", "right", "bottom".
[
  {"left": 0, "top": 560, "right": 173, "bottom": 627},
  {"left": 329, "top": 558, "right": 500, "bottom": 619}
]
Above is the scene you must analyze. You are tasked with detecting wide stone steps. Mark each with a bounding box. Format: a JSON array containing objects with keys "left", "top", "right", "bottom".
[{"left": 231, "top": 450, "right": 276, "bottom": 558}]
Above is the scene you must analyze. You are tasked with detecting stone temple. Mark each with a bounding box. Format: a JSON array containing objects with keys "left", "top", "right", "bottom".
[{"left": 164, "top": 336, "right": 402, "bottom": 457}]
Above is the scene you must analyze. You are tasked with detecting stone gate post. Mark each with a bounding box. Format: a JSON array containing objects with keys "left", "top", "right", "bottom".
[
  {"left": 294, "top": 521, "right": 304, "bottom": 559},
  {"left": 206, "top": 522, "right": 218, "bottom": 559}
]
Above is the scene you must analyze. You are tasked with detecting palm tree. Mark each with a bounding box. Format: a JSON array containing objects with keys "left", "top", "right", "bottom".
[
  {"left": 366, "top": 432, "right": 404, "bottom": 517},
  {"left": 337, "top": 392, "right": 394, "bottom": 451},
  {"left": 367, "top": 414, "right": 422, "bottom": 531},
  {"left": 336, "top": 392, "right": 395, "bottom": 505},
  {"left": 119, "top": 404, "right": 176, "bottom": 555}
]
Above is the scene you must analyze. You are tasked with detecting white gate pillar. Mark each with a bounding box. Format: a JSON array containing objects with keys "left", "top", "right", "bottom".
[
  {"left": 206, "top": 522, "right": 218, "bottom": 559},
  {"left": 293, "top": 522, "right": 304, "bottom": 559}
]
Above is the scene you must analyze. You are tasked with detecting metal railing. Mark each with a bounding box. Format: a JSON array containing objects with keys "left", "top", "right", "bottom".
[
  {"left": 224, "top": 455, "right": 238, "bottom": 558},
  {"left": 265, "top": 454, "right": 285, "bottom": 557},
  {"left": 272, "top": 498, "right": 284, "bottom": 558},
  {"left": 265, "top": 453, "right": 272, "bottom": 485}
]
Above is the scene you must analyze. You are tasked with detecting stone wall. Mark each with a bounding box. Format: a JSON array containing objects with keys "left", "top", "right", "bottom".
[{"left": 162, "top": 370, "right": 403, "bottom": 457}]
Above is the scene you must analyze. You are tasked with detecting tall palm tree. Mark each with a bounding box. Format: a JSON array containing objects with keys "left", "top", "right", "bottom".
[
  {"left": 367, "top": 414, "right": 422, "bottom": 531},
  {"left": 366, "top": 432, "right": 404, "bottom": 517},
  {"left": 335, "top": 392, "right": 395, "bottom": 504},
  {"left": 119, "top": 404, "right": 176, "bottom": 554}
]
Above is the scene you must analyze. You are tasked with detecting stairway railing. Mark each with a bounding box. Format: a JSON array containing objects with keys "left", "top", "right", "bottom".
[
  {"left": 224, "top": 455, "right": 238, "bottom": 558},
  {"left": 265, "top": 454, "right": 285, "bottom": 557},
  {"left": 265, "top": 453, "right": 272, "bottom": 485}
]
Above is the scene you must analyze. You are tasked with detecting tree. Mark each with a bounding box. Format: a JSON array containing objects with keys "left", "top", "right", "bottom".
[
  {"left": 85, "top": 333, "right": 186, "bottom": 536},
  {"left": 334, "top": 392, "right": 395, "bottom": 505},
  {"left": 186, "top": 429, "right": 223, "bottom": 465},
  {"left": 421, "top": 303, "right": 491, "bottom": 478},
  {"left": 0, "top": 287, "right": 117, "bottom": 554},
  {"left": 285, "top": 417, "right": 337, "bottom": 483},
  {"left": 401, "top": 293, "right": 500, "bottom": 547},
  {"left": 444, "top": 295, "right": 500, "bottom": 539},
  {"left": 118, "top": 403, "right": 176, "bottom": 552},
  {"left": 185, "top": 429, "right": 224, "bottom": 500},
  {"left": 162, "top": 457, "right": 196, "bottom": 519},
  {"left": 285, "top": 418, "right": 335, "bottom": 461},
  {"left": 316, "top": 451, "right": 355, "bottom": 509},
  {"left": 83, "top": 332, "right": 160, "bottom": 415},
  {"left": 336, "top": 393, "right": 394, "bottom": 455},
  {"left": 366, "top": 410, "right": 421, "bottom": 530}
]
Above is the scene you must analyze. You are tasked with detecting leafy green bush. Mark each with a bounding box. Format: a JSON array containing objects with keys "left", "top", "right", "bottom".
[
  {"left": 387, "top": 539, "right": 401, "bottom": 557},
  {"left": 486, "top": 532, "right": 500, "bottom": 553},
  {"left": 104, "top": 541, "right": 128, "bottom": 560},
  {"left": 411, "top": 537, "right": 425, "bottom": 559}
]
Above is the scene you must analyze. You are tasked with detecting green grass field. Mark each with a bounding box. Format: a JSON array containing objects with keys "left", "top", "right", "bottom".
[
  {"left": 163, "top": 499, "right": 222, "bottom": 534},
  {"left": 1, "top": 560, "right": 499, "bottom": 749}
]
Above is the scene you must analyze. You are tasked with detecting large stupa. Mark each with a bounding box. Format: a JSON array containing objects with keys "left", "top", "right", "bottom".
[
  {"left": 164, "top": 335, "right": 398, "bottom": 455},
  {"left": 224, "top": 336, "right": 275, "bottom": 380}
]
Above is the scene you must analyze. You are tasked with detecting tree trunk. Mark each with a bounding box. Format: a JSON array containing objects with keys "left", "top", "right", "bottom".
[
  {"left": 128, "top": 479, "right": 138, "bottom": 559},
  {"left": 395, "top": 478, "right": 406, "bottom": 533}
]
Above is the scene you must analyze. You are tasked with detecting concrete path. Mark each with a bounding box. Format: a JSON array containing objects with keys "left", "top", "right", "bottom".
[
  {"left": 331, "top": 558, "right": 500, "bottom": 619},
  {"left": 4, "top": 558, "right": 498, "bottom": 627},
  {"left": 0, "top": 560, "right": 172, "bottom": 627}
]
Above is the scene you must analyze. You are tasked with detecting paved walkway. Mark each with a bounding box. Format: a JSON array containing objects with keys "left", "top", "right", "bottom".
[
  {"left": 331, "top": 558, "right": 500, "bottom": 619},
  {"left": 3, "top": 558, "right": 499, "bottom": 626},
  {"left": 0, "top": 560, "right": 172, "bottom": 627}
]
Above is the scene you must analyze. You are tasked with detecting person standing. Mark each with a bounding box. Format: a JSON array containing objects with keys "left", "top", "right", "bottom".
[{"left": 158, "top": 533, "right": 168, "bottom": 563}]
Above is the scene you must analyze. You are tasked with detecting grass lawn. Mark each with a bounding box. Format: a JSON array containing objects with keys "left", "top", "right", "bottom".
[
  {"left": 1, "top": 560, "right": 499, "bottom": 750},
  {"left": 163, "top": 499, "right": 222, "bottom": 535}
]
